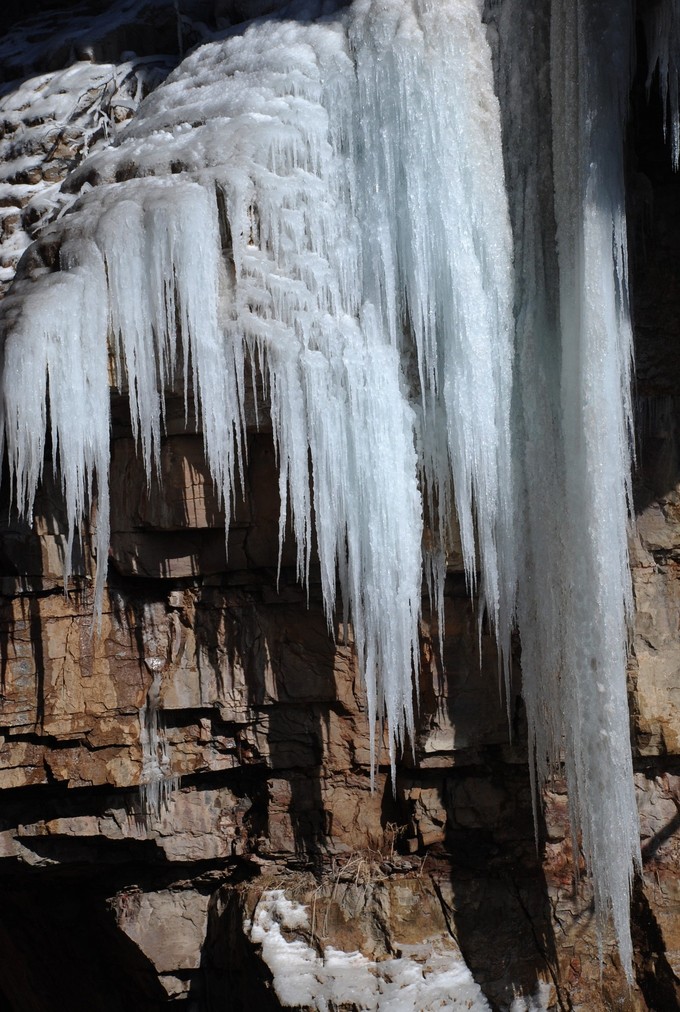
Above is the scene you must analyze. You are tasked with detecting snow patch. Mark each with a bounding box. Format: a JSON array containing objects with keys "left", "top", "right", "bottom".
[{"left": 246, "top": 889, "right": 494, "bottom": 1011}]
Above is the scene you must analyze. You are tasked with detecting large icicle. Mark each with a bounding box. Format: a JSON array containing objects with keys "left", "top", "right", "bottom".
[
  {"left": 0, "top": 239, "right": 111, "bottom": 615},
  {"left": 551, "top": 0, "right": 639, "bottom": 973},
  {"left": 489, "top": 0, "right": 566, "bottom": 833},
  {"left": 492, "top": 0, "right": 640, "bottom": 975},
  {"left": 348, "top": 0, "right": 516, "bottom": 679}
]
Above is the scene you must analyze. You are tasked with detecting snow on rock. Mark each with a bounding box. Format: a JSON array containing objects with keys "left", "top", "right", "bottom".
[
  {"left": 0, "top": 55, "right": 173, "bottom": 291},
  {"left": 246, "top": 889, "right": 493, "bottom": 1011},
  {"left": 508, "top": 982, "right": 554, "bottom": 1012}
]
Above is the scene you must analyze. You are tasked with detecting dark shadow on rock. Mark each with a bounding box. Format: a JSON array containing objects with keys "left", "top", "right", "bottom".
[
  {"left": 631, "top": 17, "right": 680, "bottom": 515},
  {"left": 0, "top": 865, "right": 169, "bottom": 1012},
  {"left": 439, "top": 759, "right": 563, "bottom": 1011},
  {"left": 199, "top": 570, "right": 333, "bottom": 868},
  {"left": 443, "top": 768, "right": 568, "bottom": 1011},
  {"left": 632, "top": 874, "right": 680, "bottom": 1012},
  {"left": 190, "top": 881, "right": 283, "bottom": 1012},
  {"left": 184, "top": 868, "right": 287, "bottom": 1012},
  {"left": 642, "top": 807, "right": 680, "bottom": 864},
  {"left": 185, "top": 427, "right": 334, "bottom": 870},
  {"left": 398, "top": 578, "right": 566, "bottom": 1010},
  {"left": 0, "top": 449, "right": 95, "bottom": 732}
]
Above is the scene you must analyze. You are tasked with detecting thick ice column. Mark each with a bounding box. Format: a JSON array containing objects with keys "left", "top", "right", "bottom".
[
  {"left": 550, "top": 0, "right": 639, "bottom": 973},
  {"left": 221, "top": 15, "right": 426, "bottom": 769},
  {"left": 491, "top": 0, "right": 640, "bottom": 972}
]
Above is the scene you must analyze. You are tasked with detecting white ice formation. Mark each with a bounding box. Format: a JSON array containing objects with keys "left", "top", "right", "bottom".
[
  {"left": 0, "top": 55, "right": 173, "bottom": 289},
  {"left": 0, "top": 0, "right": 664, "bottom": 974}
]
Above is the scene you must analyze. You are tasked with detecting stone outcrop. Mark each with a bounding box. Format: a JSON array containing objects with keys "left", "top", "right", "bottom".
[{"left": 6, "top": 398, "right": 680, "bottom": 1009}]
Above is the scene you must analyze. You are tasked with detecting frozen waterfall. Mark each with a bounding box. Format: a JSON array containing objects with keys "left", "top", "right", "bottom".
[
  {"left": 0, "top": 0, "right": 661, "bottom": 975},
  {"left": 492, "top": 0, "right": 640, "bottom": 974}
]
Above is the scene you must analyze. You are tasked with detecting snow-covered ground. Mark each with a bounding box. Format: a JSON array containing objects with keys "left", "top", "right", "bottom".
[{"left": 247, "top": 889, "right": 553, "bottom": 1012}]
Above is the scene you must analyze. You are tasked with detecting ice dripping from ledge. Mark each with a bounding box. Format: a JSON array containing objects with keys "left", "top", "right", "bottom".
[{"left": 1, "top": 0, "right": 512, "bottom": 779}]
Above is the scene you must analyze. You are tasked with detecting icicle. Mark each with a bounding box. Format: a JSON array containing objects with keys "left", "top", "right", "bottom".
[
  {"left": 550, "top": 0, "right": 639, "bottom": 975},
  {"left": 349, "top": 0, "right": 516, "bottom": 691},
  {"left": 0, "top": 237, "right": 110, "bottom": 614},
  {"left": 490, "top": 0, "right": 640, "bottom": 975},
  {"left": 644, "top": 0, "right": 680, "bottom": 169},
  {"left": 488, "top": 0, "right": 565, "bottom": 834},
  {"left": 139, "top": 655, "right": 178, "bottom": 822}
]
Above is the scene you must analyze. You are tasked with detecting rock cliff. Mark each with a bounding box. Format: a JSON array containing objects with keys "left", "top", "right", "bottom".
[{"left": 1, "top": 2, "right": 680, "bottom": 1010}]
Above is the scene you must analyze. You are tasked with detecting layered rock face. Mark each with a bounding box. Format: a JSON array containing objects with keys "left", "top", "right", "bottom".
[{"left": 1, "top": 2, "right": 680, "bottom": 1010}]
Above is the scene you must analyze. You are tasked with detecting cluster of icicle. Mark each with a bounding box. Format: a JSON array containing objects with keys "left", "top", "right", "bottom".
[{"left": 1, "top": 0, "right": 668, "bottom": 974}]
